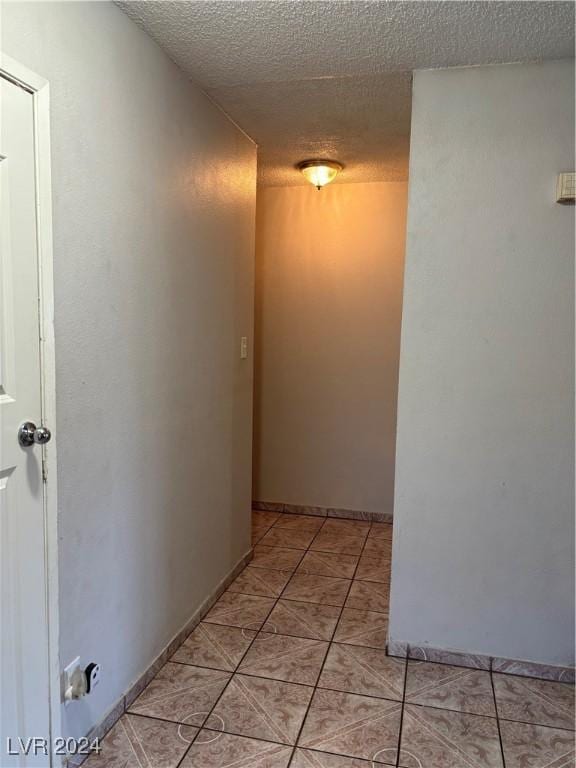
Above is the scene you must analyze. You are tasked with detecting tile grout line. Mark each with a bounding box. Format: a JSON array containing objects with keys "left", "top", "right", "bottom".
[
  {"left": 490, "top": 668, "right": 508, "bottom": 768},
  {"left": 254, "top": 524, "right": 392, "bottom": 561},
  {"left": 145, "top": 512, "right": 347, "bottom": 767},
  {"left": 126, "top": 671, "right": 576, "bottom": 738},
  {"left": 285, "top": 634, "right": 332, "bottom": 766},
  {"left": 296, "top": 513, "right": 393, "bottom": 766},
  {"left": 286, "top": 513, "right": 377, "bottom": 766},
  {"left": 164, "top": 659, "right": 408, "bottom": 706},
  {"left": 390, "top": 650, "right": 574, "bottom": 686},
  {"left": 127, "top": 661, "right": 561, "bottom": 730},
  {"left": 394, "top": 655, "right": 409, "bottom": 768},
  {"left": 106, "top": 709, "right": 302, "bottom": 750},
  {"left": 171, "top": 554, "right": 285, "bottom": 768},
  {"left": 121, "top": 513, "right": 573, "bottom": 767},
  {"left": 237, "top": 516, "right": 391, "bottom": 620},
  {"left": 391, "top": 649, "right": 574, "bottom": 683},
  {"left": 493, "top": 715, "right": 575, "bottom": 732},
  {"left": 221, "top": 583, "right": 390, "bottom": 609},
  {"left": 132, "top": 709, "right": 525, "bottom": 767},
  {"left": 175, "top": 512, "right": 344, "bottom": 764},
  {"left": 95, "top": 512, "right": 575, "bottom": 767},
  {"left": 132, "top": 516, "right": 393, "bottom": 766},
  {"left": 259, "top": 512, "right": 338, "bottom": 765}
]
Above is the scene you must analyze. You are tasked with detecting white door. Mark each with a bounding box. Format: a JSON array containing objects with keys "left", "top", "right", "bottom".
[{"left": 0, "top": 73, "right": 54, "bottom": 766}]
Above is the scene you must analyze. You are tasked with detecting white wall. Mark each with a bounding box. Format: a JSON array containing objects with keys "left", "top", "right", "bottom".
[
  {"left": 2, "top": 1, "right": 256, "bottom": 739},
  {"left": 390, "top": 60, "right": 575, "bottom": 666},
  {"left": 254, "top": 182, "right": 407, "bottom": 515}
]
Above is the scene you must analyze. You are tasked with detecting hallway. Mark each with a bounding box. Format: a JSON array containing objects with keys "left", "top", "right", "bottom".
[
  {"left": 1, "top": 5, "right": 574, "bottom": 766},
  {"left": 85, "top": 511, "right": 575, "bottom": 768}
]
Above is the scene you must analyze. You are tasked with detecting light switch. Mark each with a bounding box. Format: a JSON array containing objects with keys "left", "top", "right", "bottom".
[
  {"left": 240, "top": 336, "right": 248, "bottom": 359},
  {"left": 556, "top": 172, "right": 575, "bottom": 204}
]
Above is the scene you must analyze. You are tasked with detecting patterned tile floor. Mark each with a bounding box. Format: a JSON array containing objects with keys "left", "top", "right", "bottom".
[{"left": 86, "top": 511, "right": 575, "bottom": 768}]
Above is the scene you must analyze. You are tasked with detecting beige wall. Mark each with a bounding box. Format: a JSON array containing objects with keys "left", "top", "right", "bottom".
[
  {"left": 253, "top": 182, "right": 407, "bottom": 514},
  {"left": 3, "top": 1, "right": 256, "bottom": 740}
]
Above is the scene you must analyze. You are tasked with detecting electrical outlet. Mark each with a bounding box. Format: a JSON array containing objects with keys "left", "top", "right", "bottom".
[
  {"left": 63, "top": 657, "right": 81, "bottom": 706},
  {"left": 62, "top": 658, "right": 101, "bottom": 703},
  {"left": 240, "top": 336, "right": 248, "bottom": 359}
]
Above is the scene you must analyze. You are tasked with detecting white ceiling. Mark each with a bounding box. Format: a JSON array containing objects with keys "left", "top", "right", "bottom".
[{"left": 118, "top": 1, "right": 574, "bottom": 186}]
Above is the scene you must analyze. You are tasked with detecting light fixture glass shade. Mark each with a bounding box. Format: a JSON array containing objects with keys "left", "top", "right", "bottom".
[{"left": 298, "top": 160, "right": 343, "bottom": 189}]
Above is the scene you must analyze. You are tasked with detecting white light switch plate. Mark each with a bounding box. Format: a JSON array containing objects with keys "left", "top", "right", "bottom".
[
  {"left": 240, "top": 336, "right": 248, "bottom": 359},
  {"left": 556, "top": 172, "right": 575, "bottom": 204}
]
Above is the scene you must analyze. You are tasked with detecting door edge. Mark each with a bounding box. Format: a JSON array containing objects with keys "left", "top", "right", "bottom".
[{"left": 0, "top": 53, "right": 62, "bottom": 768}]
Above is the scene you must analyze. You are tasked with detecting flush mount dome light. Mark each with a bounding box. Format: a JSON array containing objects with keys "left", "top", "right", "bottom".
[{"left": 298, "top": 159, "right": 343, "bottom": 190}]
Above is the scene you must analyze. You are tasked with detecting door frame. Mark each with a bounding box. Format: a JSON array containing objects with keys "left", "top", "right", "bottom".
[{"left": 1, "top": 54, "right": 61, "bottom": 764}]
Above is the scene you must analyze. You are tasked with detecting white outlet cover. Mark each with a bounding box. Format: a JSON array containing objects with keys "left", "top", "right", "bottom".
[
  {"left": 63, "top": 656, "right": 80, "bottom": 679},
  {"left": 63, "top": 656, "right": 81, "bottom": 706}
]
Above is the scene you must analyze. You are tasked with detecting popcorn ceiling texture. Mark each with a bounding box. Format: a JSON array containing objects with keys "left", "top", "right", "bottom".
[{"left": 118, "top": 1, "right": 574, "bottom": 185}]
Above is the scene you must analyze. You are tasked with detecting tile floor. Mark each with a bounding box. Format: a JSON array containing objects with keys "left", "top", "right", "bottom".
[{"left": 85, "top": 511, "right": 575, "bottom": 768}]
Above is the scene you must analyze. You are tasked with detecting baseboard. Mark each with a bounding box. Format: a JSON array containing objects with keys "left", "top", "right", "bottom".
[
  {"left": 67, "top": 547, "right": 253, "bottom": 766},
  {"left": 253, "top": 499, "right": 393, "bottom": 524},
  {"left": 386, "top": 640, "right": 575, "bottom": 683}
]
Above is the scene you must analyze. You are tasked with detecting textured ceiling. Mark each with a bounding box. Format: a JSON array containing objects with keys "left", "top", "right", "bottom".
[{"left": 118, "top": 1, "right": 574, "bottom": 186}]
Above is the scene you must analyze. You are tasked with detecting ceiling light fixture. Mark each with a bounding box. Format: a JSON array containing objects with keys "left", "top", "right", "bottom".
[{"left": 298, "top": 159, "right": 343, "bottom": 190}]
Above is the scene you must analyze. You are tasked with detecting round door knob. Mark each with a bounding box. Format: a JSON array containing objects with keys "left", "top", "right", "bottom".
[
  {"left": 34, "top": 426, "right": 52, "bottom": 444},
  {"left": 18, "top": 421, "right": 52, "bottom": 447}
]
